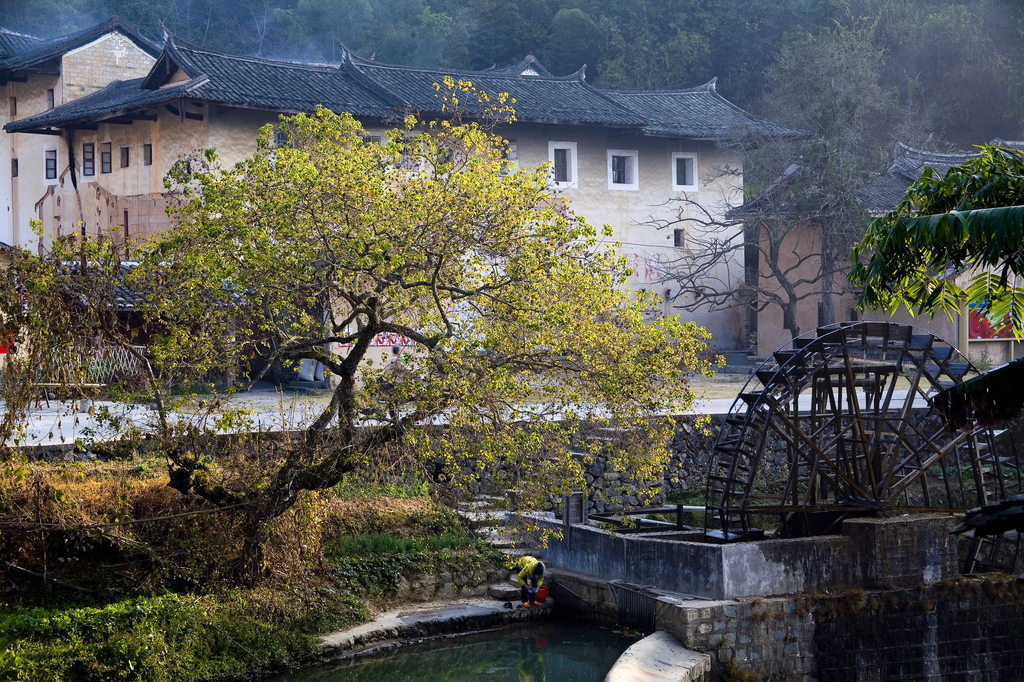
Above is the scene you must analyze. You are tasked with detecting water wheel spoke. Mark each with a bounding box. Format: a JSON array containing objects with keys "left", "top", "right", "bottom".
[{"left": 705, "top": 322, "right": 1009, "bottom": 542}]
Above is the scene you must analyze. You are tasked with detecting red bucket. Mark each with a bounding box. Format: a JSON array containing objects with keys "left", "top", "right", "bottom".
[{"left": 536, "top": 586, "right": 548, "bottom": 603}]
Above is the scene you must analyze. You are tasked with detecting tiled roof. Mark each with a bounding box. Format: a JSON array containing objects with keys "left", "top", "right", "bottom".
[
  {"left": 602, "top": 79, "right": 806, "bottom": 140},
  {"left": 0, "top": 17, "right": 160, "bottom": 73},
  {"left": 344, "top": 52, "right": 645, "bottom": 127},
  {"left": 166, "top": 39, "right": 393, "bottom": 117},
  {"left": 858, "top": 143, "right": 980, "bottom": 215},
  {"left": 5, "top": 38, "right": 395, "bottom": 133},
  {"left": 485, "top": 55, "right": 554, "bottom": 78},
  {"left": 4, "top": 78, "right": 189, "bottom": 132},
  {"left": 0, "top": 28, "right": 42, "bottom": 61},
  {"left": 5, "top": 25, "right": 800, "bottom": 140},
  {"left": 731, "top": 142, "right": 987, "bottom": 219}
]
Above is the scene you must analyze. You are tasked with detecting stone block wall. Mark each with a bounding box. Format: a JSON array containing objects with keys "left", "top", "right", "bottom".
[
  {"left": 843, "top": 514, "right": 960, "bottom": 588},
  {"left": 62, "top": 33, "right": 155, "bottom": 102},
  {"left": 397, "top": 566, "right": 512, "bottom": 601},
  {"left": 812, "top": 580, "right": 1024, "bottom": 681},
  {"left": 608, "top": 579, "right": 1024, "bottom": 682}
]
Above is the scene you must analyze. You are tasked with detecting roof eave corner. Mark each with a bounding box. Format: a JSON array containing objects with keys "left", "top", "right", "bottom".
[{"left": 140, "top": 34, "right": 196, "bottom": 91}]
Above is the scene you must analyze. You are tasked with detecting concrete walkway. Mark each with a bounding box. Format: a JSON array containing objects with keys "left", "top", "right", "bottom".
[
  {"left": 604, "top": 631, "right": 711, "bottom": 682},
  {"left": 4, "top": 381, "right": 928, "bottom": 449},
  {"left": 320, "top": 597, "right": 553, "bottom": 659}
]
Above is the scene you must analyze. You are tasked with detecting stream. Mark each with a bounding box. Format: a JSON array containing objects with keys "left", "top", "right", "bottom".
[{"left": 268, "top": 620, "right": 639, "bottom": 681}]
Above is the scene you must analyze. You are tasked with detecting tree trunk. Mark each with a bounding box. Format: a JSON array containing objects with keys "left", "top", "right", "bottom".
[
  {"left": 233, "top": 487, "right": 297, "bottom": 585},
  {"left": 820, "top": 249, "right": 836, "bottom": 327},
  {"left": 783, "top": 302, "right": 800, "bottom": 339},
  {"left": 237, "top": 523, "right": 268, "bottom": 586}
]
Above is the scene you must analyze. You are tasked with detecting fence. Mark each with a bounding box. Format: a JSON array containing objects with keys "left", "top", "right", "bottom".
[
  {"left": 609, "top": 581, "right": 657, "bottom": 633},
  {"left": 549, "top": 581, "right": 597, "bottom": 623},
  {"left": 37, "top": 344, "right": 146, "bottom": 386}
]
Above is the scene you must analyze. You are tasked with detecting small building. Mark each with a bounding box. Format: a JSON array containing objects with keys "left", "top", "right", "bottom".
[
  {"left": 733, "top": 142, "right": 1005, "bottom": 357},
  {"left": 2, "top": 18, "right": 801, "bottom": 349}
]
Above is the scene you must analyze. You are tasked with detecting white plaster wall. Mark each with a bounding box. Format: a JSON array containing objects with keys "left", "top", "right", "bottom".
[
  {"left": 510, "top": 122, "right": 746, "bottom": 348},
  {"left": 207, "top": 107, "right": 278, "bottom": 166},
  {"left": 6, "top": 73, "right": 62, "bottom": 250}
]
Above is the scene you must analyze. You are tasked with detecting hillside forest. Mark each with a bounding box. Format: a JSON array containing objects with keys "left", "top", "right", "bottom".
[{"left": 2, "top": 0, "right": 1022, "bottom": 153}]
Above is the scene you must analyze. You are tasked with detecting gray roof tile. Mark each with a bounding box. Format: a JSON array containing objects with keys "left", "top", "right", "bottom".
[
  {"left": 345, "top": 52, "right": 643, "bottom": 127},
  {"left": 4, "top": 78, "right": 189, "bottom": 132},
  {"left": 0, "top": 28, "right": 42, "bottom": 61},
  {"left": 5, "top": 27, "right": 799, "bottom": 141},
  {"left": 0, "top": 17, "right": 159, "bottom": 74},
  {"left": 170, "top": 40, "right": 393, "bottom": 116},
  {"left": 601, "top": 79, "right": 806, "bottom": 139}
]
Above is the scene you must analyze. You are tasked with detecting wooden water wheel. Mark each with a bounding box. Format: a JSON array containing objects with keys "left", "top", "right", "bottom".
[{"left": 704, "top": 322, "right": 1022, "bottom": 551}]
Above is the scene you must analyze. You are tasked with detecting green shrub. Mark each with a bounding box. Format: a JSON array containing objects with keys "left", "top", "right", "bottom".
[{"left": 0, "top": 590, "right": 364, "bottom": 682}]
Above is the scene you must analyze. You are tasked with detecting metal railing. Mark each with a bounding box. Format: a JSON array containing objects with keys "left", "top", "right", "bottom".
[
  {"left": 609, "top": 581, "right": 657, "bottom": 633},
  {"left": 549, "top": 581, "right": 596, "bottom": 622}
]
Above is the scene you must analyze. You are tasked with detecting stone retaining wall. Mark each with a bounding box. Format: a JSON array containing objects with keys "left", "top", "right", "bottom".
[{"left": 551, "top": 569, "right": 1024, "bottom": 682}]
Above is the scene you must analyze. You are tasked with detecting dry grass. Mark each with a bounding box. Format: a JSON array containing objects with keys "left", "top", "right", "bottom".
[{"left": 689, "top": 372, "right": 752, "bottom": 401}]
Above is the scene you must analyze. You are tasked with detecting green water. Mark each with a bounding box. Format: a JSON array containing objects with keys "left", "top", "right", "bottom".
[{"left": 270, "top": 621, "right": 638, "bottom": 682}]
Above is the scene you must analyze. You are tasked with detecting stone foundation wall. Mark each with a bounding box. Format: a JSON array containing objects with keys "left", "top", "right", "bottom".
[
  {"left": 397, "top": 566, "right": 515, "bottom": 602},
  {"left": 553, "top": 569, "right": 1024, "bottom": 682}
]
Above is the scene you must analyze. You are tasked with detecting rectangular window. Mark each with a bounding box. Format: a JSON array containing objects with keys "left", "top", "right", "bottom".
[
  {"left": 607, "top": 149, "right": 638, "bottom": 190},
  {"left": 274, "top": 131, "right": 289, "bottom": 147},
  {"left": 11, "top": 159, "right": 17, "bottom": 178},
  {"left": 82, "top": 143, "right": 95, "bottom": 176},
  {"left": 611, "top": 155, "right": 627, "bottom": 184},
  {"left": 671, "top": 152, "right": 698, "bottom": 191},
  {"left": 120, "top": 147, "right": 129, "bottom": 168},
  {"left": 45, "top": 150, "right": 56, "bottom": 180},
  {"left": 554, "top": 149, "right": 567, "bottom": 182},
  {"left": 360, "top": 133, "right": 382, "bottom": 146},
  {"left": 8, "top": 97, "right": 15, "bottom": 117},
  {"left": 47, "top": 89, "right": 54, "bottom": 110},
  {"left": 548, "top": 142, "right": 577, "bottom": 188},
  {"left": 673, "top": 229, "right": 684, "bottom": 248},
  {"left": 143, "top": 143, "right": 153, "bottom": 166},
  {"left": 100, "top": 142, "right": 112, "bottom": 174}
]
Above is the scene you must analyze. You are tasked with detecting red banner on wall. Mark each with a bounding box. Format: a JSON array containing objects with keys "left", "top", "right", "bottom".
[{"left": 969, "top": 310, "right": 1012, "bottom": 339}]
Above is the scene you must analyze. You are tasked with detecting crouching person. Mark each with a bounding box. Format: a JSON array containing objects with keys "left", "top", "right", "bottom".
[{"left": 516, "top": 555, "right": 545, "bottom": 608}]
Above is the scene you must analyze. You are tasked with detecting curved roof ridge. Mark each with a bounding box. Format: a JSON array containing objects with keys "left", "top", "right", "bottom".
[
  {"left": 486, "top": 54, "right": 556, "bottom": 78},
  {"left": 598, "top": 77, "right": 719, "bottom": 96},
  {"left": 344, "top": 49, "right": 589, "bottom": 82},
  {"left": 168, "top": 35, "right": 346, "bottom": 74},
  {"left": 339, "top": 49, "right": 406, "bottom": 109},
  {"left": 894, "top": 141, "right": 976, "bottom": 160},
  {"left": 0, "top": 27, "right": 41, "bottom": 40},
  {"left": 0, "top": 16, "right": 160, "bottom": 71}
]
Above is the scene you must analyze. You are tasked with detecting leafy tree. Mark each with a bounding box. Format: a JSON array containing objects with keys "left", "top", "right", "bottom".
[
  {"left": 0, "top": 87, "right": 715, "bottom": 584},
  {"left": 659, "top": 23, "right": 914, "bottom": 344},
  {"left": 850, "top": 144, "right": 1024, "bottom": 338}
]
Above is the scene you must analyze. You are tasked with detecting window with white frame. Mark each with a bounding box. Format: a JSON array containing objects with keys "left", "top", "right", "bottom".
[
  {"left": 548, "top": 141, "right": 577, "bottom": 188},
  {"left": 44, "top": 149, "right": 57, "bottom": 181},
  {"left": 607, "top": 149, "right": 638, "bottom": 190},
  {"left": 672, "top": 152, "right": 698, "bottom": 191},
  {"left": 82, "top": 143, "right": 95, "bottom": 176}
]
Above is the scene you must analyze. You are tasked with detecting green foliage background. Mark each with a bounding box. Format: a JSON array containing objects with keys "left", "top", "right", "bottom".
[{"left": 2, "top": 0, "right": 1023, "bottom": 147}]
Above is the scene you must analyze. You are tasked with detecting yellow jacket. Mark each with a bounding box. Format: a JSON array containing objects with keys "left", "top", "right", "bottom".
[{"left": 515, "top": 556, "right": 544, "bottom": 587}]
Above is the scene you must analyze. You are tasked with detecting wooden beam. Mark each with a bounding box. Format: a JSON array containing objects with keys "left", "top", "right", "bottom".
[
  {"left": 101, "top": 114, "right": 159, "bottom": 125},
  {"left": 163, "top": 104, "right": 203, "bottom": 121}
]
